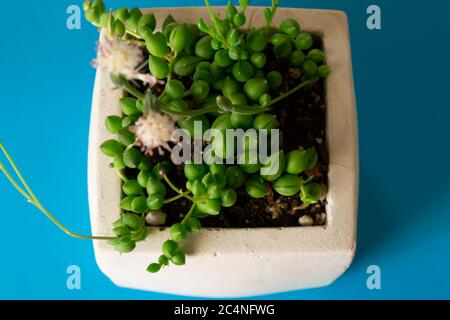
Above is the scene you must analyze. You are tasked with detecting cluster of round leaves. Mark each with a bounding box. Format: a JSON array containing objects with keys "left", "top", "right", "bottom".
[
  {"left": 107, "top": 214, "right": 148, "bottom": 253},
  {"left": 85, "top": 0, "right": 329, "bottom": 114},
  {"left": 184, "top": 162, "right": 241, "bottom": 215},
  {"left": 101, "top": 96, "right": 143, "bottom": 170},
  {"left": 101, "top": 123, "right": 177, "bottom": 217},
  {"left": 205, "top": 111, "right": 324, "bottom": 203},
  {"left": 147, "top": 215, "right": 202, "bottom": 273}
]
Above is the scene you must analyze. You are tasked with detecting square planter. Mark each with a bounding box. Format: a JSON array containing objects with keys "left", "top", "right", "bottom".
[{"left": 88, "top": 6, "right": 358, "bottom": 298}]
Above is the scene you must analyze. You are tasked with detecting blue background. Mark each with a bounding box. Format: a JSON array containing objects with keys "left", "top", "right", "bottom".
[{"left": 0, "top": 0, "right": 449, "bottom": 299}]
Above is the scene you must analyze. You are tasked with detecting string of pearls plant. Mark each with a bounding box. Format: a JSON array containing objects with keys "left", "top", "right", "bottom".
[{"left": 0, "top": 0, "right": 329, "bottom": 273}]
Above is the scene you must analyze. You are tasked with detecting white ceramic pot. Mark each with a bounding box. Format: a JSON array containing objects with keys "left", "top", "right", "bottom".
[{"left": 88, "top": 7, "right": 358, "bottom": 298}]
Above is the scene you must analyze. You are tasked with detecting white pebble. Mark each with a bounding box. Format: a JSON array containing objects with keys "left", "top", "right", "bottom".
[
  {"left": 315, "top": 213, "right": 327, "bottom": 225},
  {"left": 298, "top": 215, "right": 314, "bottom": 226},
  {"left": 145, "top": 211, "right": 167, "bottom": 226}
]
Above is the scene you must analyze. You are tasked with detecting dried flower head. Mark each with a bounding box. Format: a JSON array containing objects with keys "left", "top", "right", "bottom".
[
  {"left": 93, "top": 34, "right": 160, "bottom": 87},
  {"left": 131, "top": 110, "right": 178, "bottom": 155}
]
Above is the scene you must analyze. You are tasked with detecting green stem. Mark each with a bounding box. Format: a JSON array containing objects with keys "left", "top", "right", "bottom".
[
  {"left": 110, "top": 74, "right": 145, "bottom": 100},
  {"left": 231, "top": 105, "right": 270, "bottom": 115},
  {"left": 126, "top": 38, "right": 145, "bottom": 46},
  {"left": 166, "top": 52, "right": 178, "bottom": 82},
  {"left": 162, "top": 174, "right": 195, "bottom": 202},
  {"left": 203, "top": 0, "right": 230, "bottom": 47},
  {"left": 125, "top": 29, "right": 143, "bottom": 40},
  {"left": 0, "top": 143, "right": 116, "bottom": 241},
  {"left": 121, "top": 80, "right": 145, "bottom": 100},
  {"left": 204, "top": 0, "right": 217, "bottom": 24},
  {"left": 0, "top": 162, "right": 32, "bottom": 201},
  {"left": 116, "top": 169, "right": 128, "bottom": 182},
  {"left": 161, "top": 79, "right": 318, "bottom": 118},
  {"left": 161, "top": 105, "right": 218, "bottom": 118},
  {"left": 266, "top": 78, "right": 318, "bottom": 108},
  {"left": 181, "top": 203, "right": 196, "bottom": 224},
  {"left": 164, "top": 191, "right": 192, "bottom": 204}
]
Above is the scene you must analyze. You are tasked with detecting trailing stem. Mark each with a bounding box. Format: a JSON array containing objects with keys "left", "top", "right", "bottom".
[{"left": 0, "top": 143, "right": 116, "bottom": 241}]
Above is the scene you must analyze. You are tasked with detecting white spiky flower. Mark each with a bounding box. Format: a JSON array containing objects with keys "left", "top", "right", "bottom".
[
  {"left": 131, "top": 110, "right": 178, "bottom": 155},
  {"left": 93, "top": 34, "right": 159, "bottom": 87}
]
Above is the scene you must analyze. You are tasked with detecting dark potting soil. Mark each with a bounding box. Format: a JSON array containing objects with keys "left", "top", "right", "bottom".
[{"left": 129, "top": 40, "right": 328, "bottom": 228}]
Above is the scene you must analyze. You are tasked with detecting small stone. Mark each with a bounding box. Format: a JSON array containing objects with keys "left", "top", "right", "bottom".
[
  {"left": 298, "top": 215, "right": 314, "bottom": 226},
  {"left": 314, "top": 212, "right": 326, "bottom": 225},
  {"left": 315, "top": 138, "right": 323, "bottom": 144},
  {"left": 145, "top": 211, "right": 167, "bottom": 226}
]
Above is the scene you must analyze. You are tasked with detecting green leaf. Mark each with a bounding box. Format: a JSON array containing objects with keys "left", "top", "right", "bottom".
[
  {"left": 147, "top": 263, "right": 161, "bottom": 273},
  {"left": 220, "top": 188, "right": 237, "bottom": 207},
  {"left": 119, "top": 97, "right": 139, "bottom": 116},
  {"left": 260, "top": 150, "right": 286, "bottom": 181},
  {"left": 115, "top": 7, "right": 129, "bottom": 22},
  {"left": 286, "top": 147, "right": 318, "bottom": 175},
  {"left": 170, "top": 223, "right": 188, "bottom": 241},
  {"left": 162, "top": 14, "right": 176, "bottom": 32},
  {"left": 158, "top": 255, "right": 169, "bottom": 265},
  {"left": 226, "top": 166, "right": 245, "bottom": 189},
  {"left": 162, "top": 240, "right": 178, "bottom": 258},
  {"left": 128, "top": 7, "right": 142, "bottom": 31},
  {"left": 105, "top": 115, "right": 122, "bottom": 134},
  {"left": 148, "top": 56, "right": 169, "bottom": 80},
  {"left": 245, "top": 177, "right": 268, "bottom": 199},
  {"left": 139, "top": 13, "right": 156, "bottom": 33},
  {"left": 138, "top": 158, "right": 152, "bottom": 172},
  {"left": 173, "top": 56, "right": 203, "bottom": 76},
  {"left": 197, "top": 17, "right": 211, "bottom": 33},
  {"left": 264, "top": 8, "right": 272, "bottom": 25},
  {"left": 300, "top": 182, "right": 323, "bottom": 206},
  {"left": 122, "top": 214, "right": 142, "bottom": 231},
  {"left": 117, "top": 128, "right": 136, "bottom": 146},
  {"left": 196, "top": 199, "right": 221, "bottom": 215},
  {"left": 171, "top": 250, "right": 186, "bottom": 265},
  {"left": 191, "top": 180, "right": 207, "bottom": 197},
  {"left": 146, "top": 193, "right": 164, "bottom": 210},
  {"left": 112, "top": 217, "right": 124, "bottom": 228},
  {"left": 146, "top": 176, "right": 167, "bottom": 197},
  {"left": 123, "top": 148, "right": 143, "bottom": 169},
  {"left": 152, "top": 160, "right": 173, "bottom": 180},
  {"left": 120, "top": 195, "right": 135, "bottom": 211},
  {"left": 130, "top": 227, "right": 149, "bottom": 241},
  {"left": 207, "top": 182, "right": 222, "bottom": 199},
  {"left": 145, "top": 32, "right": 170, "bottom": 57},
  {"left": 185, "top": 217, "right": 202, "bottom": 233},
  {"left": 226, "top": 1, "right": 238, "bottom": 21},
  {"left": 239, "top": 0, "right": 250, "bottom": 11},
  {"left": 122, "top": 115, "right": 138, "bottom": 128},
  {"left": 113, "top": 226, "right": 129, "bottom": 237},
  {"left": 131, "top": 196, "right": 148, "bottom": 213},
  {"left": 115, "top": 241, "right": 136, "bottom": 253},
  {"left": 273, "top": 174, "right": 302, "bottom": 196},
  {"left": 269, "top": 33, "right": 290, "bottom": 46},
  {"left": 100, "top": 139, "right": 124, "bottom": 157}
]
